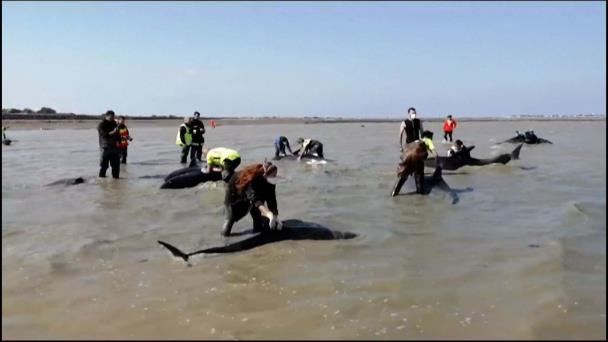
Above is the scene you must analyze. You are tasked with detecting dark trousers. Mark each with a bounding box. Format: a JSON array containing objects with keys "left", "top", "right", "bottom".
[
  {"left": 391, "top": 160, "right": 425, "bottom": 196},
  {"left": 180, "top": 145, "right": 197, "bottom": 165},
  {"left": 221, "top": 201, "right": 269, "bottom": 236},
  {"left": 118, "top": 148, "right": 128, "bottom": 164},
  {"left": 191, "top": 143, "right": 203, "bottom": 161},
  {"left": 444, "top": 131, "right": 453, "bottom": 142},
  {"left": 100, "top": 147, "right": 120, "bottom": 178}
]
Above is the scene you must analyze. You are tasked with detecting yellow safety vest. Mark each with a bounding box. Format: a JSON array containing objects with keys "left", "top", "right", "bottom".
[
  {"left": 175, "top": 123, "right": 192, "bottom": 147},
  {"left": 206, "top": 147, "right": 240, "bottom": 168}
]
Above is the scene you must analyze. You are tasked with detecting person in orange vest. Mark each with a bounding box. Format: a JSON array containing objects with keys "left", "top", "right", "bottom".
[
  {"left": 116, "top": 116, "right": 133, "bottom": 164},
  {"left": 442, "top": 114, "right": 457, "bottom": 142}
]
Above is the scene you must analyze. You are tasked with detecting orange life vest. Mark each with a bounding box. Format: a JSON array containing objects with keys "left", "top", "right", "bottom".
[{"left": 117, "top": 126, "right": 130, "bottom": 148}]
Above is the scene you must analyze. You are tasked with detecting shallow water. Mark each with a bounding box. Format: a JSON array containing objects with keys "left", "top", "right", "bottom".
[{"left": 2, "top": 120, "right": 606, "bottom": 339}]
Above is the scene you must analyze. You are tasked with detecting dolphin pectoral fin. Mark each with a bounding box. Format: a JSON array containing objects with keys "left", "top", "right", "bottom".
[
  {"left": 511, "top": 143, "right": 524, "bottom": 160},
  {"left": 538, "top": 138, "right": 553, "bottom": 144},
  {"left": 157, "top": 240, "right": 190, "bottom": 263}
]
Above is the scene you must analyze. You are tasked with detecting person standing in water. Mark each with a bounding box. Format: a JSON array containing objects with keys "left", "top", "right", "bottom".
[
  {"left": 115, "top": 116, "right": 133, "bottom": 164},
  {"left": 399, "top": 107, "right": 424, "bottom": 152},
  {"left": 274, "top": 136, "right": 293, "bottom": 158},
  {"left": 176, "top": 117, "right": 195, "bottom": 165},
  {"left": 442, "top": 114, "right": 457, "bottom": 142},
  {"left": 392, "top": 130, "right": 438, "bottom": 196},
  {"left": 190, "top": 111, "right": 206, "bottom": 163},
  {"left": 97, "top": 110, "right": 121, "bottom": 178},
  {"left": 221, "top": 161, "right": 281, "bottom": 237}
]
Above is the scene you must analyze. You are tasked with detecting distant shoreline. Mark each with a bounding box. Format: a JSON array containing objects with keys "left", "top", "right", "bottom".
[{"left": 2, "top": 115, "right": 605, "bottom": 131}]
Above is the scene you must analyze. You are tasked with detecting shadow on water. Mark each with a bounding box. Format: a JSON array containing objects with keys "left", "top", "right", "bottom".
[{"left": 157, "top": 219, "right": 358, "bottom": 266}]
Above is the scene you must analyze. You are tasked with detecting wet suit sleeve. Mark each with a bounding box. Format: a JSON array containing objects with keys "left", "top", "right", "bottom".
[
  {"left": 266, "top": 184, "right": 278, "bottom": 215},
  {"left": 98, "top": 122, "right": 110, "bottom": 138},
  {"left": 284, "top": 139, "right": 293, "bottom": 154}
]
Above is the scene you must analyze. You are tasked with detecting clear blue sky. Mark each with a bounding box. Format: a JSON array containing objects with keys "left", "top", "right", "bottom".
[{"left": 2, "top": 1, "right": 605, "bottom": 118}]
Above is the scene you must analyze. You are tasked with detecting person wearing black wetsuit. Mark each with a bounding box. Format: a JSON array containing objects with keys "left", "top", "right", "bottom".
[
  {"left": 97, "top": 110, "right": 121, "bottom": 178},
  {"left": 190, "top": 111, "right": 206, "bottom": 162},
  {"left": 221, "top": 162, "right": 281, "bottom": 237},
  {"left": 399, "top": 107, "right": 424, "bottom": 151}
]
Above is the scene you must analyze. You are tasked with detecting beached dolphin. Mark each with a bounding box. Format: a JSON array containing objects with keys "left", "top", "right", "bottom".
[
  {"left": 424, "top": 143, "right": 523, "bottom": 171},
  {"left": 157, "top": 219, "right": 357, "bottom": 264},
  {"left": 45, "top": 177, "right": 87, "bottom": 186},
  {"left": 2, "top": 139, "right": 12, "bottom": 146},
  {"left": 160, "top": 165, "right": 223, "bottom": 189},
  {"left": 499, "top": 131, "right": 552, "bottom": 144}
]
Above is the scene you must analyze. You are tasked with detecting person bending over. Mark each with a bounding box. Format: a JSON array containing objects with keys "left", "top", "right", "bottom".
[
  {"left": 221, "top": 161, "right": 281, "bottom": 237},
  {"left": 296, "top": 138, "right": 324, "bottom": 160},
  {"left": 204, "top": 147, "right": 242, "bottom": 182},
  {"left": 274, "top": 136, "right": 293, "bottom": 158}
]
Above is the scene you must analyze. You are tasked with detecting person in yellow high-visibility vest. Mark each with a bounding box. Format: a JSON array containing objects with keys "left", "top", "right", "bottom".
[
  {"left": 203, "top": 147, "right": 241, "bottom": 182},
  {"left": 175, "top": 117, "right": 195, "bottom": 165}
]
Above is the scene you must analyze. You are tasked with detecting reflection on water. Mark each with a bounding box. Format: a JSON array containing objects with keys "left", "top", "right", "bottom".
[{"left": 2, "top": 121, "right": 606, "bottom": 339}]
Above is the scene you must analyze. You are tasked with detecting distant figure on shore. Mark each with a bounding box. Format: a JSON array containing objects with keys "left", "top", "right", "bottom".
[
  {"left": 295, "top": 138, "right": 324, "bottom": 160},
  {"left": 203, "top": 147, "right": 242, "bottom": 182},
  {"left": 399, "top": 107, "right": 424, "bottom": 152},
  {"left": 190, "top": 111, "right": 206, "bottom": 162},
  {"left": 176, "top": 117, "right": 196, "bottom": 166},
  {"left": 442, "top": 114, "right": 457, "bottom": 142},
  {"left": 221, "top": 161, "right": 281, "bottom": 236},
  {"left": 274, "top": 136, "right": 293, "bottom": 158},
  {"left": 116, "top": 116, "right": 133, "bottom": 164},
  {"left": 97, "top": 110, "right": 121, "bottom": 178}
]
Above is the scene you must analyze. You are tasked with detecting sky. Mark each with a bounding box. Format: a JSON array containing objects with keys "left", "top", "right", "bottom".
[{"left": 2, "top": 1, "right": 606, "bottom": 118}]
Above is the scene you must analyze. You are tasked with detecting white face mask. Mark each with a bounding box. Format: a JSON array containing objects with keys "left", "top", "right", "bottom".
[{"left": 410, "top": 113, "right": 416, "bottom": 119}]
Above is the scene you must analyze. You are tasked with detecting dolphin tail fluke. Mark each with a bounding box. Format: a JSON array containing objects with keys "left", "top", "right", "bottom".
[
  {"left": 511, "top": 143, "right": 524, "bottom": 160},
  {"left": 157, "top": 240, "right": 190, "bottom": 263}
]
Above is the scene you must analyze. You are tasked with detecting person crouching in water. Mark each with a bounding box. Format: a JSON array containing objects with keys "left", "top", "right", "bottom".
[
  {"left": 391, "top": 130, "right": 438, "bottom": 196},
  {"left": 203, "top": 147, "right": 242, "bottom": 182},
  {"left": 296, "top": 138, "right": 324, "bottom": 160},
  {"left": 274, "top": 136, "right": 293, "bottom": 158},
  {"left": 222, "top": 161, "right": 282, "bottom": 236},
  {"left": 447, "top": 139, "right": 465, "bottom": 158},
  {"left": 116, "top": 116, "right": 133, "bottom": 164}
]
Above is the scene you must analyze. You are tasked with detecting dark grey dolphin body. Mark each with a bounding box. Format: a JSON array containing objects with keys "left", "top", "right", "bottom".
[
  {"left": 500, "top": 133, "right": 552, "bottom": 144},
  {"left": 45, "top": 177, "right": 87, "bottom": 186},
  {"left": 160, "top": 165, "right": 223, "bottom": 189},
  {"left": 391, "top": 163, "right": 462, "bottom": 204},
  {"left": 2, "top": 139, "right": 12, "bottom": 146},
  {"left": 424, "top": 143, "right": 523, "bottom": 171},
  {"left": 157, "top": 219, "right": 357, "bottom": 264}
]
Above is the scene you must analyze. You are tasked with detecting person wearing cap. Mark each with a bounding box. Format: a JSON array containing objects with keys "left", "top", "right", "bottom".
[
  {"left": 399, "top": 107, "right": 424, "bottom": 152},
  {"left": 97, "top": 110, "right": 121, "bottom": 178},
  {"left": 221, "top": 161, "right": 281, "bottom": 236},
  {"left": 175, "top": 117, "right": 195, "bottom": 165},
  {"left": 442, "top": 114, "right": 457, "bottom": 142},
  {"left": 203, "top": 147, "right": 242, "bottom": 182},
  {"left": 295, "top": 138, "right": 324, "bottom": 160},
  {"left": 190, "top": 111, "right": 206, "bottom": 162}
]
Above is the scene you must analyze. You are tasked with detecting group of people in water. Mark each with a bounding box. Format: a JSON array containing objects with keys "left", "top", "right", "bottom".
[{"left": 90, "top": 106, "right": 548, "bottom": 239}]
